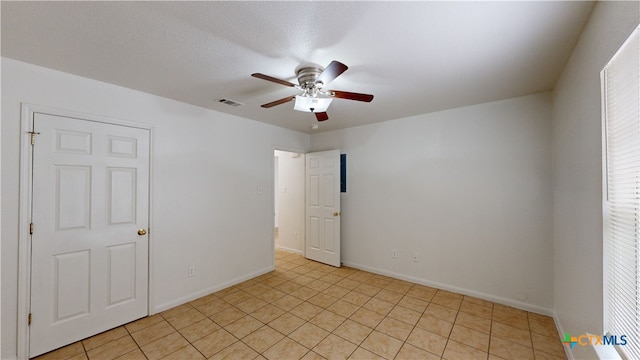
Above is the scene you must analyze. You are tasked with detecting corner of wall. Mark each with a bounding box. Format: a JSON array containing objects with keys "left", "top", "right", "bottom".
[{"left": 551, "top": 2, "right": 640, "bottom": 357}]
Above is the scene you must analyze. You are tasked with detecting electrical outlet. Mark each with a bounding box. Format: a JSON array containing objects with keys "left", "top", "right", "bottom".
[
  {"left": 392, "top": 250, "right": 398, "bottom": 258},
  {"left": 188, "top": 266, "right": 195, "bottom": 277},
  {"left": 412, "top": 252, "right": 419, "bottom": 262}
]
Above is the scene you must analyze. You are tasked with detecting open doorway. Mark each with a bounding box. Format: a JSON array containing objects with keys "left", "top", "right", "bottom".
[{"left": 274, "top": 150, "right": 305, "bottom": 254}]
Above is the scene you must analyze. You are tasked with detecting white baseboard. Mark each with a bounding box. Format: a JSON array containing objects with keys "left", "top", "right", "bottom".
[
  {"left": 151, "top": 266, "right": 274, "bottom": 314},
  {"left": 342, "top": 260, "right": 554, "bottom": 316},
  {"left": 275, "top": 244, "right": 303, "bottom": 255},
  {"left": 552, "top": 311, "right": 574, "bottom": 360}
]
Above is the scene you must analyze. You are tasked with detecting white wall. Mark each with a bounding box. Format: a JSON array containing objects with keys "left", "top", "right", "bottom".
[
  {"left": 551, "top": 2, "right": 639, "bottom": 359},
  {"left": 274, "top": 150, "right": 305, "bottom": 254},
  {"left": 1, "top": 58, "right": 310, "bottom": 359},
  {"left": 311, "top": 93, "right": 554, "bottom": 312}
]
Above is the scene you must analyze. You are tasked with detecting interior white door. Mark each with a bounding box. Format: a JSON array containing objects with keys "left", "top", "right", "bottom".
[
  {"left": 29, "top": 113, "right": 150, "bottom": 357},
  {"left": 305, "top": 150, "right": 341, "bottom": 267}
]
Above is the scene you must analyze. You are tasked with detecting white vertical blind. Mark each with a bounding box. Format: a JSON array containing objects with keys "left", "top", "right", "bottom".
[{"left": 604, "top": 26, "right": 640, "bottom": 360}]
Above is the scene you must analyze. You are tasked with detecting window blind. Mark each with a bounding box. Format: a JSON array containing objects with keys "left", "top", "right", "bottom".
[{"left": 604, "top": 26, "right": 640, "bottom": 360}]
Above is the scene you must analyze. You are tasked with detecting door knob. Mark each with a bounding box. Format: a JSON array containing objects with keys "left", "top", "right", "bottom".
[
  {"left": 333, "top": 211, "right": 341, "bottom": 216},
  {"left": 138, "top": 228, "right": 147, "bottom": 236}
]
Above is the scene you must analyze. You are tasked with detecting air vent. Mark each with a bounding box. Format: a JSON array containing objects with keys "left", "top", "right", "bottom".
[{"left": 218, "top": 98, "right": 244, "bottom": 107}]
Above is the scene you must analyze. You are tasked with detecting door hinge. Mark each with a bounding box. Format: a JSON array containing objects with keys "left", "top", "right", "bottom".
[
  {"left": 27, "top": 131, "right": 40, "bottom": 146},
  {"left": 28, "top": 313, "right": 32, "bottom": 326},
  {"left": 29, "top": 223, "right": 34, "bottom": 235}
]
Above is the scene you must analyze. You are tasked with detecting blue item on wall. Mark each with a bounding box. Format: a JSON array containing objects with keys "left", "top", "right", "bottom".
[{"left": 341, "top": 154, "right": 346, "bottom": 193}]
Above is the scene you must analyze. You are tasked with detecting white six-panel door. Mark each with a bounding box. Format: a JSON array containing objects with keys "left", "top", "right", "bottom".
[
  {"left": 29, "top": 113, "right": 150, "bottom": 357},
  {"left": 305, "top": 150, "right": 341, "bottom": 267}
]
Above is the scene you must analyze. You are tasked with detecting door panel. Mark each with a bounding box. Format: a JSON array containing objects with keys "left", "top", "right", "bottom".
[
  {"left": 56, "top": 166, "right": 91, "bottom": 230},
  {"left": 107, "top": 243, "right": 137, "bottom": 306},
  {"left": 108, "top": 135, "right": 137, "bottom": 157},
  {"left": 56, "top": 129, "right": 91, "bottom": 154},
  {"left": 324, "top": 174, "right": 334, "bottom": 206},
  {"left": 305, "top": 150, "right": 341, "bottom": 267},
  {"left": 309, "top": 216, "right": 320, "bottom": 249},
  {"left": 309, "top": 175, "right": 320, "bottom": 206},
  {"left": 53, "top": 250, "right": 91, "bottom": 322},
  {"left": 108, "top": 167, "right": 137, "bottom": 224},
  {"left": 324, "top": 219, "right": 336, "bottom": 252},
  {"left": 30, "top": 113, "right": 150, "bottom": 357}
]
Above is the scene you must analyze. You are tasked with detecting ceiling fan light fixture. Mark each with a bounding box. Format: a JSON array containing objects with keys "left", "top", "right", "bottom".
[
  {"left": 253, "top": 60, "right": 372, "bottom": 121},
  {"left": 294, "top": 95, "right": 332, "bottom": 113}
]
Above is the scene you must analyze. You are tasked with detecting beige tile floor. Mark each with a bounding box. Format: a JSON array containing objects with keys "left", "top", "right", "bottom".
[{"left": 35, "top": 249, "right": 567, "bottom": 360}]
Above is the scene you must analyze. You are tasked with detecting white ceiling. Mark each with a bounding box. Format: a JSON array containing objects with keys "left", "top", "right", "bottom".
[{"left": 2, "top": 1, "right": 594, "bottom": 134}]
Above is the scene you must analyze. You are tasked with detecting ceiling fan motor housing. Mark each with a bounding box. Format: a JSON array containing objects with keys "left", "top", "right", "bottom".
[{"left": 296, "top": 66, "right": 324, "bottom": 93}]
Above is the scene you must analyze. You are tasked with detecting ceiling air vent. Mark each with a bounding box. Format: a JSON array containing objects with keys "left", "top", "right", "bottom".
[{"left": 218, "top": 98, "right": 244, "bottom": 107}]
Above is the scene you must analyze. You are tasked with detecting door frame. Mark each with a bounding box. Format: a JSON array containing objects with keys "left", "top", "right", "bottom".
[
  {"left": 270, "top": 145, "right": 307, "bottom": 269},
  {"left": 17, "top": 103, "right": 154, "bottom": 359}
]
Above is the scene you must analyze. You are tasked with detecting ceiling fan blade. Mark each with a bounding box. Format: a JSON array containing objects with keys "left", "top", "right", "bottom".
[
  {"left": 315, "top": 61, "right": 348, "bottom": 86},
  {"left": 315, "top": 112, "right": 329, "bottom": 122},
  {"left": 329, "top": 90, "right": 374, "bottom": 102},
  {"left": 251, "top": 73, "right": 297, "bottom": 87},
  {"left": 261, "top": 96, "right": 296, "bottom": 108}
]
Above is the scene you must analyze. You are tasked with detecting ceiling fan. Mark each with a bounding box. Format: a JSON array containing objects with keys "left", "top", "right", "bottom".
[{"left": 251, "top": 60, "right": 374, "bottom": 122}]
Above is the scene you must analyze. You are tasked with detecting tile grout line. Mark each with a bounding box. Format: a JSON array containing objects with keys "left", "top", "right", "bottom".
[
  {"left": 488, "top": 306, "right": 495, "bottom": 360},
  {"left": 122, "top": 320, "right": 150, "bottom": 360},
  {"left": 161, "top": 306, "right": 210, "bottom": 360}
]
